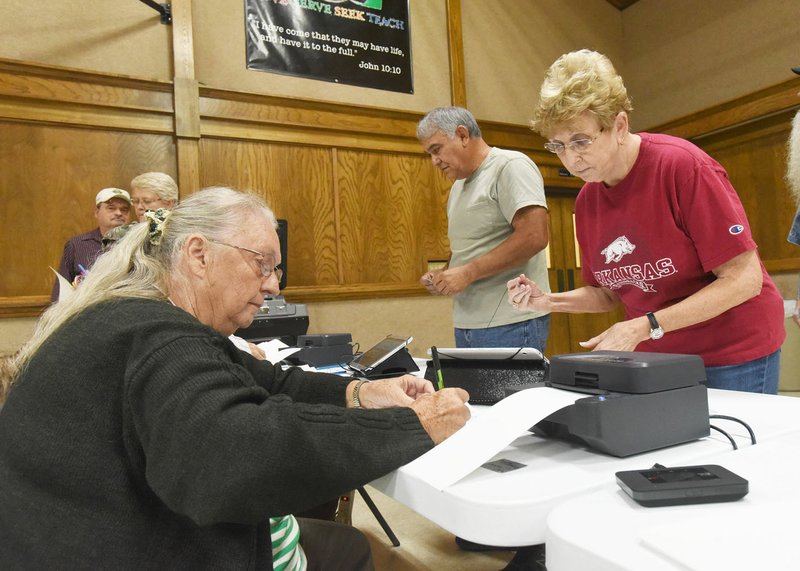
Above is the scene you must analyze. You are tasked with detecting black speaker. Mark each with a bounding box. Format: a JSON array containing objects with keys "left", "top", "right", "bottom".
[{"left": 276, "top": 219, "right": 287, "bottom": 290}]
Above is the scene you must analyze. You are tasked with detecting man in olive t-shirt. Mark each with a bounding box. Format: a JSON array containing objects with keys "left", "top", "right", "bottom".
[{"left": 417, "top": 106, "right": 550, "bottom": 350}]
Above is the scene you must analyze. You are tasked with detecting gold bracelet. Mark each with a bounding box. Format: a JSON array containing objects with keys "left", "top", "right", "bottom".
[{"left": 352, "top": 379, "right": 368, "bottom": 409}]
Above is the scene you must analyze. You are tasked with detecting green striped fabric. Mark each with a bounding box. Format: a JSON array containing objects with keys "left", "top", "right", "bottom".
[{"left": 270, "top": 515, "right": 307, "bottom": 571}]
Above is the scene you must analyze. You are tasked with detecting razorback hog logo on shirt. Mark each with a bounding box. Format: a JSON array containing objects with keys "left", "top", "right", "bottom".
[{"left": 600, "top": 236, "right": 636, "bottom": 264}]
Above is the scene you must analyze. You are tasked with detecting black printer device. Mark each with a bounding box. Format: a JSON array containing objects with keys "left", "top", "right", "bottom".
[
  {"left": 292, "top": 333, "right": 354, "bottom": 367},
  {"left": 524, "top": 351, "right": 710, "bottom": 457}
]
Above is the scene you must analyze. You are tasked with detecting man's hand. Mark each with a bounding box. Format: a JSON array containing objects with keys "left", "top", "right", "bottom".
[
  {"left": 420, "top": 270, "right": 444, "bottom": 295},
  {"left": 410, "top": 388, "right": 471, "bottom": 444},
  {"left": 430, "top": 266, "right": 474, "bottom": 296}
]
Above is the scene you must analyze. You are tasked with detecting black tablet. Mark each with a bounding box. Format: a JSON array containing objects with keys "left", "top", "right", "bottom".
[{"left": 349, "top": 336, "right": 412, "bottom": 375}]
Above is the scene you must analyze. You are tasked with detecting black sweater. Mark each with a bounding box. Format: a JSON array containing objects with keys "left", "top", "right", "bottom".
[{"left": 0, "top": 298, "right": 432, "bottom": 569}]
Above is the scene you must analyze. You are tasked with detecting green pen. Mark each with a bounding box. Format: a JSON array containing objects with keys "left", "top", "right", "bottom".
[{"left": 430, "top": 346, "right": 444, "bottom": 390}]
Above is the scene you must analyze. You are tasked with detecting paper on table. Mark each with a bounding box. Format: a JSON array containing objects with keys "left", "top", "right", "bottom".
[
  {"left": 402, "top": 387, "right": 581, "bottom": 491},
  {"left": 256, "top": 339, "right": 301, "bottom": 364},
  {"left": 227, "top": 336, "right": 301, "bottom": 364}
]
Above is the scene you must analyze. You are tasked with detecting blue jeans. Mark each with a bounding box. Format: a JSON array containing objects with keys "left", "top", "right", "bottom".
[
  {"left": 455, "top": 315, "right": 550, "bottom": 351},
  {"left": 704, "top": 349, "right": 781, "bottom": 394}
]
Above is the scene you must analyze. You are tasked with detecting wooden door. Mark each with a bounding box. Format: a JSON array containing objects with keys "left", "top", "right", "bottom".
[{"left": 544, "top": 193, "right": 625, "bottom": 356}]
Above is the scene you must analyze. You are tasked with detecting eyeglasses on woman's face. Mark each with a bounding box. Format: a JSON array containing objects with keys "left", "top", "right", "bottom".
[
  {"left": 544, "top": 128, "right": 605, "bottom": 154},
  {"left": 211, "top": 240, "right": 283, "bottom": 282}
]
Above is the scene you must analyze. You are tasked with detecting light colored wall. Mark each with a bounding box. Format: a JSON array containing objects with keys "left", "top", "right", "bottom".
[
  {"left": 0, "top": 298, "right": 454, "bottom": 360},
  {"left": 0, "top": 318, "right": 37, "bottom": 356},
  {"left": 623, "top": 0, "right": 800, "bottom": 130},
  {"left": 0, "top": 0, "right": 172, "bottom": 80},
  {"left": 193, "top": 0, "right": 451, "bottom": 113},
  {"left": 462, "top": 0, "right": 623, "bottom": 126},
  {"left": 307, "top": 297, "right": 455, "bottom": 359}
]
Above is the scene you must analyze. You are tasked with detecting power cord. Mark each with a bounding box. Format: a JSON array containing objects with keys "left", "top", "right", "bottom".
[
  {"left": 706, "top": 414, "right": 756, "bottom": 450},
  {"left": 709, "top": 425, "right": 738, "bottom": 450},
  {"left": 709, "top": 414, "right": 756, "bottom": 445}
]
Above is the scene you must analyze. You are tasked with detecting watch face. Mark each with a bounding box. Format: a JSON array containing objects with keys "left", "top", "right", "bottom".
[{"left": 650, "top": 327, "right": 664, "bottom": 340}]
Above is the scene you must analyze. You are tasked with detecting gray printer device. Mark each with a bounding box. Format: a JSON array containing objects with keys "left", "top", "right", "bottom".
[
  {"left": 234, "top": 295, "right": 309, "bottom": 346},
  {"left": 520, "top": 351, "right": 710, "bottom": 457},
  {"left": 235, "top": 296, "right": 353, "bottom": 367}
]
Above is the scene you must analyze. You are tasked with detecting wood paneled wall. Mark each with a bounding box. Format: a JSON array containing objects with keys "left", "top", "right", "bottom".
[
  {"left": 0, "top": 57, "right": 554, "bottom": 315},
  {"left": 657, "top": 80, "right": 800, "bottom": 273},
  {"left": 1, "top": 56, "right": 798, "bottom": 319}
]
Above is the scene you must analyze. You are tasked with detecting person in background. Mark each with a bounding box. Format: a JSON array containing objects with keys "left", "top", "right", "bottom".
[
  {"left": 0, "top": 187, "right": 470, "bottom": 570},
  {"left": 51, "top": 187, "right": 131, "bottom": 301},
  {"left": 417, "top": 106, "right": 551, "bottom": 351},
  {"left": 786, "top": 69, "right": 800, "bottom": 327},
  {"left": 130, "top": 171, "right": 178, "bottom": 222},
  {"left": 508, "top": 49, "right": 785, "bottom": 394}
]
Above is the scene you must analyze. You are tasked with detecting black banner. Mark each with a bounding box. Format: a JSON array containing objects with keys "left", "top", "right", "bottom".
[{"left": 245, "top": 0, "right": 413, "bottom": 94}]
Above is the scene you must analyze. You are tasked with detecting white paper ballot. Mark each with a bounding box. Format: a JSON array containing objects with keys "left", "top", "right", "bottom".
[
  {"left": 227, "top": 336, "right": 301, "bottom": 364},
  {"left": 50, "top": 267, "right": 75, "bottom": 303},
  {"left": 402, "top": 387, "right": 581, "bottom": 491},
  {"left": 256, "top": 338, "right": 301, "bottom": 364}
]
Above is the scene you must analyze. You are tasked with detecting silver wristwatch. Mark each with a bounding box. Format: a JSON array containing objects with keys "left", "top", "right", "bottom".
[{"left": 646, "top": 312, "right": 664, "bottom": 340}]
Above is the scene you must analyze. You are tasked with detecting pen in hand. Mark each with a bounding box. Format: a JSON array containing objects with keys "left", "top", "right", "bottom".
[{"left": 430, "top": 345, "right": 444, "bottom": 390}]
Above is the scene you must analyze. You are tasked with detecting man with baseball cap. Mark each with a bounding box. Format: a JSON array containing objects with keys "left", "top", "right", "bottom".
[{"left": 51, "top": 188, "right": 132, "bottom": 301}]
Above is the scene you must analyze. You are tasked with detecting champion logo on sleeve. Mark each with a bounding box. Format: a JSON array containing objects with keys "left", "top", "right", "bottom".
[{"left": 728, "top": 224, "right": 744, "bottom": 235}]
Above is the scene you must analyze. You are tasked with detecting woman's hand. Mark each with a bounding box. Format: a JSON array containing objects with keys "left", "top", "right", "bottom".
[
  {"left": 579, "top": 316, "right": 649, "bottom": 351},
  {"left": 410, "top": 387, "right": 471, "bottom": 444},
  {"left": 507, "top": 274, "right": 549, "bottom": 312},
  {"left": 351, "top": 374, "right": 435, "bottom": 408}
]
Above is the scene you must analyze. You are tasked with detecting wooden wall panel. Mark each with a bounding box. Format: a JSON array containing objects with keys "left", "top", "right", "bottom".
[
  {"left": 1, "top": 58, "right": 798, "bottom": 317},
  {"left": 691, "top": 111, "right": 800, "bottom": 272},
  {"left": 336, "top": 150, "right": 451, "bottom": 284},
  {"left": 0, "top": 121, "right": 176, "bottom": 299},
  {"left": 198, "top": 138, "right": 339, "bottom": 287}
]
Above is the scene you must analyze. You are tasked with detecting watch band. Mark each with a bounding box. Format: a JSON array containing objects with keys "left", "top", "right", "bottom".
[
  {"left": 645, "top": 312, "right": 659, "bottom": 330},
  {"left": 352, "top": 379, "right": 368, "bottom": 409}
]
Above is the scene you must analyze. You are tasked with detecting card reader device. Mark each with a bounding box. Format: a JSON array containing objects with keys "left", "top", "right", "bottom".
[{"left": 616, "top": 464, "right": 749, "bottom": 507}]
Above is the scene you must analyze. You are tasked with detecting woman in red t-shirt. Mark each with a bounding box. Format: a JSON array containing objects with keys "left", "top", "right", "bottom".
[{"left": 507, "top": 49, "right": 784, "bottom": 394}]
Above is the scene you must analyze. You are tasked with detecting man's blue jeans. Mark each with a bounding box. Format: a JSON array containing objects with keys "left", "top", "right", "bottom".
[
  {"left": 455, "top": 315, "right": 550, "bottom": 352},
  {"left": 704, "top": 349, "right": 781, "bottom": 394}
]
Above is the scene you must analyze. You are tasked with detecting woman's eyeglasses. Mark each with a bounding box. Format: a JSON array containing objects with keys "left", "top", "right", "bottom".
[
  {"left": 544, "top": 129, "right": 604, "bottom": 154},
  {"left": 211, "top": 240, "right": 283, "bottom": 281}
]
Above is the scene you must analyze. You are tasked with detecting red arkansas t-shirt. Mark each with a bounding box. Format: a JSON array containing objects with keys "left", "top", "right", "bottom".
[{"left": 575, "top": 133, "right": 785, "bottom": 366}]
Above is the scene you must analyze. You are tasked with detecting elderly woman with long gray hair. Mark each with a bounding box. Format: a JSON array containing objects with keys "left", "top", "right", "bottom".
[{"left": 0, "top": 186, "right": 469, "bottom": 570}]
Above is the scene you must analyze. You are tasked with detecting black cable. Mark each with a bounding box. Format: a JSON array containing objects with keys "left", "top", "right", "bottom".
[
  {"left": 709, "top": 414, "right": 757, "bottom": 445},
  {"left": 484, "top": 287, "right": 509, "bottom": 329},
  {"left": 137, "top": 0, "right": 172, "bottom": 24},
  {"left": 709, "top": 424, "right": 738, "bottom": 450}
]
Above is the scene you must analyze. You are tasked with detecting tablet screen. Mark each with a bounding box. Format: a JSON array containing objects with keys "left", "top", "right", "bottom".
[{"left": 350, "top": 336, "right": 411, "bottom": 372}]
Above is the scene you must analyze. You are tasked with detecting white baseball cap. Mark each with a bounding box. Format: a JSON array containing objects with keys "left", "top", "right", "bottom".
[{"left": 95, "top": 187, "right": 131, "bottom": 206}]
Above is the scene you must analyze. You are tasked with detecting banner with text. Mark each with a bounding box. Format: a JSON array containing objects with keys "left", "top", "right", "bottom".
[{"left": 245, "top": 0, "right": 413, "bottom": 94}]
